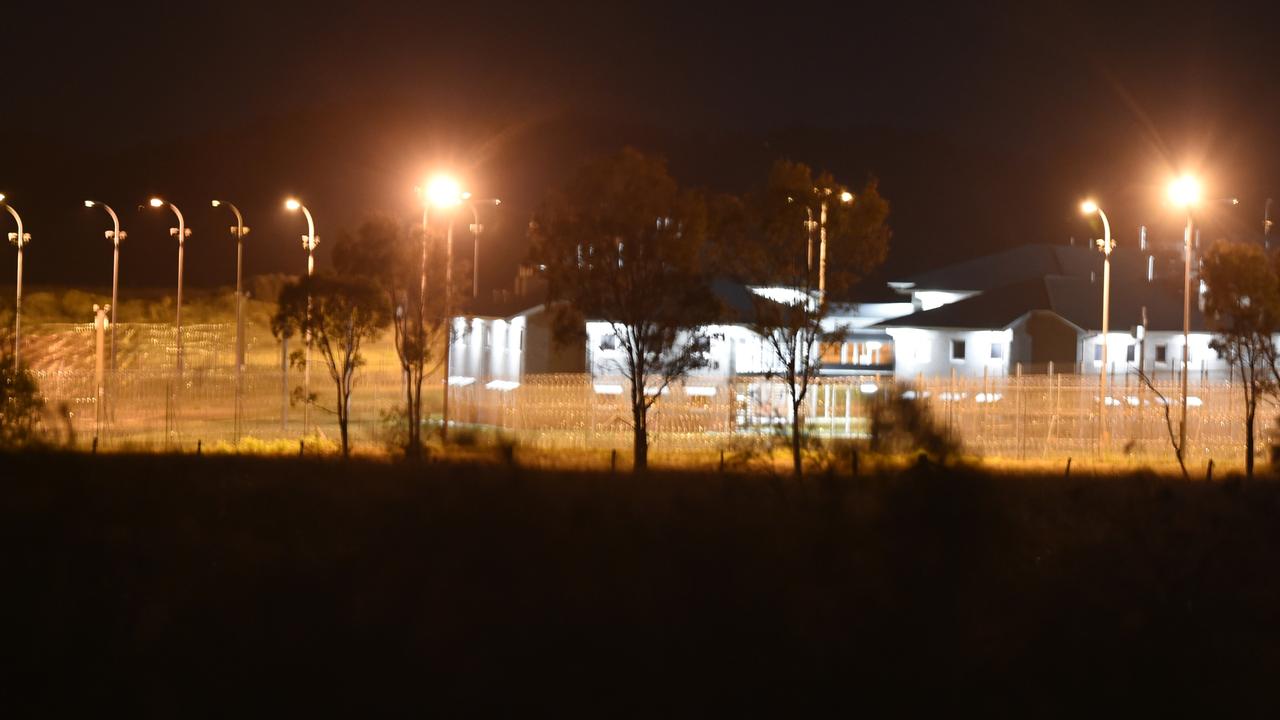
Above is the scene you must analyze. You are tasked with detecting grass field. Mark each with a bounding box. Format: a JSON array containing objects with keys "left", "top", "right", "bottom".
[{"left": 4, "top": 453, "right": 1280, "bottom": 715}]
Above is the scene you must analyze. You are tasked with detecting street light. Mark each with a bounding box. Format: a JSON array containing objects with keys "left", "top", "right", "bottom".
[
  {"left": 148, "top": 197, "right": 190, "bottom": 445},
  {"left": 1, "top": 194, "right": 30, "bottom": 372},
  {"left": 418, "top": 174, "right": 467, "bottom": 441},
  {"left": 285, "top": 197, "right": 318, "bottom": 436},
  {"left": 1167, "top": 175, "right": 1200, "bottom": 463},
  {"left": 816, "top": 187, "right": 855, "bottom": 302},
  {"left": 213, "top": 199, "right": 249, "bottom": 443},
  {"left": 1081, "top": 199, "right": 1113, "bottom": 453},
  {"left": 467, "top": 198, "right": 501, "bottom": 298},
  {"left": 85, "top": 201, "right": 125, "bottom": 377}
]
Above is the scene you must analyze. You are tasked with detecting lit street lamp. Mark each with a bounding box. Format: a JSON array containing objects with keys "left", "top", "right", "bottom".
[
  {"left": 1, "top": 194, "right": 30, "bottom": 372},
  {"left": 815, "top": 188, "right": 854, "bottom": 302},
  {"left": 1167, "top": 175, "right": 1201, "bottom": 463},
  {"left": 1081, "top": 199, "right": 1113, "bottom": 453},
  {"left": 285, "top": 198, "right": 318, "bottom": 436},
  {"left": 212, "top": 199, "right": 249, "bottom": 443},
  {"left": 420, "top": 175, "right": 466, "bottom": 441},
  {"left": 85, "top": 200, "right": 125, "bottom": 376},
  {"left": 148, "top": 197, "right": 190, "bottom": 445}
]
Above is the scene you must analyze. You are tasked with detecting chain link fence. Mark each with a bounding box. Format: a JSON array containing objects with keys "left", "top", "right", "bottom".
[{"left": 16, "top": 323, "right": 1261, "bottom": 469}]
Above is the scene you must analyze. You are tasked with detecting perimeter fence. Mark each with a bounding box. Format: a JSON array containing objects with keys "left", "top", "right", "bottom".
[{"left": 15, "top": 323, "right": 1262, "bottom": 469}]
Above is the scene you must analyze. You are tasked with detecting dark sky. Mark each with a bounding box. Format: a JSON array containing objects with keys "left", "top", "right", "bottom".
[{"left": 3, "top": 0, "right": 1279, "bottom": 301}]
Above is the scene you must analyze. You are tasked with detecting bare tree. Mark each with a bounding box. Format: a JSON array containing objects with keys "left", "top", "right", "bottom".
[{"left": 529, "top": 148, "right": 719, "bottom": 470}]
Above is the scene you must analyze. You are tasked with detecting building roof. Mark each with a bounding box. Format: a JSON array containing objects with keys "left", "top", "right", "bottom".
[
  {"left": 877, "top": 273, "right": 1209, "bottom": 333},
  {"left": 893, "top": 243, "right": 1106, "bottom": 293}
]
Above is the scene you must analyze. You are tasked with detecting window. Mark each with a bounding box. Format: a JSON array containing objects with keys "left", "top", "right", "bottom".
[
  {"left": 1094, "top": 344, "right": 1103, "bottom": 361},
  {"left": 599, "top": 334, "right": 618, "bottom": 351},
  {"left": 1126, "top": 344, "right": 1136, "bottom": 363},
  {"left": 1155, "top": 344, "right": 1168, "bottom": 363},
  {"left": 990, "top": 343, "right": 1003, "bottom": 360},
  {"left": 821, "top": 341, "right": 844, "bottom": 364},
  {"left": 950, "top": 339, "right": 965, "bottom": 361}
]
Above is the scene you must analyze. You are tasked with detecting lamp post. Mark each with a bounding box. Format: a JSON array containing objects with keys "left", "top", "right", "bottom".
[
  {"left": 148, "top": 197, "right": 190, "bottom": 444},
  {"left": 1167, "top": 176, "right": 1201, "bottom": 463},
  {"left": 85, "top": 201, "right": 125, "bottom": 376},
  {"left": 285, "top": 198, "right": 318, "bottom": 437},
  {"left": 420, "top": 175, "right": 466, "bottom": 441},
  {"left": 0, "top": 195, "right": 29, "bottom": 373},
  {"left": 814, "top": 188, "right": 854, "bottom": 303},
  {"left": 1081, "top": 200, "right": 1113, "bottom": 453},
  {"left": 213, "top": 200, "right": 249, "bottom": 443},
  {"left": 468, "top": 198, "right": 501, "bottom": 298}
]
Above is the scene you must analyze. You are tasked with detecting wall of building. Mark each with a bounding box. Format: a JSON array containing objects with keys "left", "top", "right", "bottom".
[{"left": 887, "top": 327, "right": 1013, "bottom": 379}]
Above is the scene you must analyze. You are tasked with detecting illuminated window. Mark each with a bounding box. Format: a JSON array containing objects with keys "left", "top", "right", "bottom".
[
  {"left": 821, "top": 341, "right": 844, "bottom": 364},
  {"left": 950, "top": 339, "right": 965, "bottom": 361}
]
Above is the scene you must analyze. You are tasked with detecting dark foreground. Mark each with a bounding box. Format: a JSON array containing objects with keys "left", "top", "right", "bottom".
[{"left": 4, "top": 453, "right": 1280, "bottom": 716}]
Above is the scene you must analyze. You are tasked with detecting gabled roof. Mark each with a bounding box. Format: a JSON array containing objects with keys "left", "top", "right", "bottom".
[
  {"left": 893, "top": 243, "right": 1106, "bottom": 293},
  {"left": 878, "top": 273, "right": 1209, "bottom": 333}
]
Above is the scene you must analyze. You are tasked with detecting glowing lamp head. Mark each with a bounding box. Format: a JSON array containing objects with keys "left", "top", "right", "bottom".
[
  {"left": 211, "top": 200, "right": 221, "bottom": 208},
  {"left": 285, "top": 198, "right": 301, "bottom": 211},
  {"left": 1168, "top": 175, "right": 1201, "bottom": 207},
  {"left": 84, "top": 200, "right": 95, "bottom": 208},
  {"left": 839, "top": 191, "right": 854, "bottom": 203},
  {"left": 149, "top": 198, "right": 164, "bottom": 208},
  {"left": 425, "top": 175, "right": 463, "bottom": 208},
  {"left": 1080, "top": 200, "right": 1098, "bottom": 215},
  {"left": 0, "top": 193, "right": 8, "bottom": 202}
]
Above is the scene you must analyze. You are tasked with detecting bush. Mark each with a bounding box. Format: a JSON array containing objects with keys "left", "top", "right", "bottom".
[
  {"left": 0, "top": 355, "right": 45, "bottom": 448},
  {"left": 868, "top": 385, "right": 960, "bottom": 462}
]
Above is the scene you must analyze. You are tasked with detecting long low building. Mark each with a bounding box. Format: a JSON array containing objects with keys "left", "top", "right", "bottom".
[{"left": 449, "top": 239, "right": 1238, "bottom": 386}]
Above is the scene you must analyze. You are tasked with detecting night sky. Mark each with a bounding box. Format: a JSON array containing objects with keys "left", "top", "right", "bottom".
[{"left": 3, "top": 0, "right": 1279, "bottom": 300}]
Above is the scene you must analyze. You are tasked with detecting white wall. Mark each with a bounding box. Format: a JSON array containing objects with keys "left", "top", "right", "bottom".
[{"left": 887, "top": 327, "right": 1013, "bottom": 379}]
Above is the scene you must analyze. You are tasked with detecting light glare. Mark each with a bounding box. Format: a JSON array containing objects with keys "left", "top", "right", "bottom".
[
  {"left": 1080, "top": 200, "right": 1098, "bottom": 214},
  {"left": 426, "top": 175, "right": 464, "bottom": 207},
  {"left": 840, "top": 191, "right": 854, "bottom": 203},
  {"left": 149, "top": 198, "right": 164, "bottom": 208},
  {"left": 285, "top": 198, "right": 301, "bottom": 211},
  {"left": 1168, "top": 175, "right": 1201, "bottom": 207},
  {"left": 84, "top": 200, "right": 95, "bottom": 208}
]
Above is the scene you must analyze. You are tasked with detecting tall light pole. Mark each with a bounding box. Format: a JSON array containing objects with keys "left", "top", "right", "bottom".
[
  {"left": 213, "top": 200, "right": 249, "bottom": 443},
  {"left": 85, "top": 201, "right": 125, "bottom": 376},
  {"left": 149, "top": 197, "right": 190, "bottom": 445},
  {"left": 421, "top": 175, "right": 466, "bottom": 441},
  {"left": 816, "top": 188, "right": 854, "bottom": 303},
  {"left": 1167, "top": 176, "right": 1201, "bottom": 463},
  {"left": 285, "top": 198, "right": 318, "bottom": 437},
  {"left": 0, "top": 195, "right": 29, "bottom": 373},
  {"left": 468, "top": 198, "right": 501, "bottom": 298},
  {"left": 1081, "top": 200, "right": 1113, "bottom": 453}
]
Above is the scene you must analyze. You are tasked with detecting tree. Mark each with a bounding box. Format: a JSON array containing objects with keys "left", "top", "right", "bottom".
[
  {"left": 272, "top": 273, "right": 391, "bottom": 458},
  {"left": 331, "top": 216, "right": 449, "bottom": 460},
  {"left": 1202, "top": 239, "right": 1280, "bottom": 478},
  {"left": 731, "top": 160, "right": 890, "bottom": 476},
  {"left": 529, "top": 148, "right": 719, "bottom": 470},
  {"left": 0, "top": 358, "right": 43, "bottom": 449}
]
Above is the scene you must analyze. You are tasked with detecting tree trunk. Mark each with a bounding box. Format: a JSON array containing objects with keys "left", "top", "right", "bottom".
[
  {"left": 633, "top": 401, "right": 648, "bottom": 471},
  {"left": 791, "top": 398, "right": 803, "bottom": 477},
  {"left": 1246, "top": 403, "right": 1256, "bottom": 479},
  {"left": 339, "top": 386, "right": 351, "bottom": 459}
]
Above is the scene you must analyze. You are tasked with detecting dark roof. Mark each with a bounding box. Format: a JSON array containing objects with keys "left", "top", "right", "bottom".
[
  {"left": 894, "top": 243, "right": 1106, "bottom": 293},
  {"left": 878, "top": 274, "right": 1208, "bottom": 333}
]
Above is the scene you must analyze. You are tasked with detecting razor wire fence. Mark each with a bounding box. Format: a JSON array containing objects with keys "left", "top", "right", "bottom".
[{"left": 14, "top": 322, "right": 1264, "bottom": 468}]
